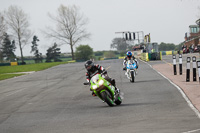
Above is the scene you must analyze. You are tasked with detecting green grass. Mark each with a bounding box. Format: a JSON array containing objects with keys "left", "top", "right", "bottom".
[
  {"left": 18, "top": 58, "right": 72, "bottom": 64},
  {"left": 0, "top": 62, "right": 68, "bottom": 80},
  {"left": 0, "top": 74, "right": 25, "bottom": 80}
]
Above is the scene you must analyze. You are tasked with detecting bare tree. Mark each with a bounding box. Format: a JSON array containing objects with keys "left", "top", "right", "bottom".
[
  {"left": 197, "top": 6, "right": 200, "bottom": 19},
  {"left": 4, "top": 5, "right": 32, "bottom": 63},
  {"left": 0, "top": 12, "right": 7, "bottom": 62},
  {"left": 0, "top": 12, "right": 7, "bottom": 45},
  {"left": 110, "top": 38, "right": 130, "bottom": 52},
  {"left": 44, "top": 4, "right": 90, "bottom": 60}
]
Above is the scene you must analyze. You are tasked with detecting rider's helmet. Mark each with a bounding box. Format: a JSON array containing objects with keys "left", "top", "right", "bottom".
[
  {"left": 126, "top": 51, "right": 132, "bottom": 58},
  {"left": 85, "top": 60, "right": 94, "bottom": 71}
]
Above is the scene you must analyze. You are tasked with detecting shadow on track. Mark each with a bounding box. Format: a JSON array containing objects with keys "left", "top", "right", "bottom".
[
  {"left": 129, "top": 79, "right": 163, "bottom": 84},
  {"left": 86, "top": 102, "right": 157, "bottom": 109},
  {"left": 119, "top": 102, "right": 157, "bottom": 107}
]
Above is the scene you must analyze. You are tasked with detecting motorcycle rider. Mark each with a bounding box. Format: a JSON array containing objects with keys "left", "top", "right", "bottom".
[
  {"left": 84, "top": 60, "right": 119, "bottom": 96},
  {"left": 123, "top": 51, "right": 138, "bottom": 71}
]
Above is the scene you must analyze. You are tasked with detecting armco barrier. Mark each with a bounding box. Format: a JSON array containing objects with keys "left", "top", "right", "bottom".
[
  {"left": 149, "top": 52, "right": 162, "bottom": 60},
  {"left": 161, "top": 50, "right": 180, "bottom": 55},
  {"left": 10, "top": 62, "right": 18, "bottom": 66},
  {"left": 0, "top": 63, "right": 10, "bottom": 66},
  {"left": 162, "top": 51, "right": 166, "bottom": 55},
  {"left": 68, "top": 60, "right": 76, "bottom": 63},
  {"left": 160, "top": 52, "right": 162, "bottom": 60},
  {"left": 166, "top": 51, "right": 172, "bottom": 55},
  {"left": 118, "top": 56, "right": 125, "bottom": 59},
  {"left": 104, "top": 57, "right": 118, "bottom": 60},
  {"left": 140, "top": 53, "right": 149, "bottom": 61},
  {"left": 172, "top": 51, "right": 177, "bottom": 55}
]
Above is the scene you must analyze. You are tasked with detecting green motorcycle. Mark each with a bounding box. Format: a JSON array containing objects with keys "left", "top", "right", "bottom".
[{"left": 84, "top": 72, "right": 122, "bottom": 107}]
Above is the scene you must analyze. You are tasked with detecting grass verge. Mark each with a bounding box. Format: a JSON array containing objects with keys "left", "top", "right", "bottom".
[
  {"left": 0, "top": 74, "right": 25, "bottom": 80},
  {"left": 0, "top": 62, "right": 68, "bottom": 80}
]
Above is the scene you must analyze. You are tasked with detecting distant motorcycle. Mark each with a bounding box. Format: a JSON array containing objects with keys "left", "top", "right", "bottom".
[
  {"left": 125, "top": 60, "right": 137, "bottom": 82},
  {"left": 84, "top": 71, "right": 122, "bottom": 107}
]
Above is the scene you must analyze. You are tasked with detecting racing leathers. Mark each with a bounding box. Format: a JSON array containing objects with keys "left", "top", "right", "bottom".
[
  {"left": 123, "top": 56, "right": 138, "bottom": 70},
  {"left": 85, "top": 64, "right": 117, "bottom": 89}
]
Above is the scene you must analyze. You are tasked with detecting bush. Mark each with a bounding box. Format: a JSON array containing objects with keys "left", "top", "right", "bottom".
[
  {"left": 75, "top": 45, "right": 93, "bottom": 61},
  {"left": 103, "top": 51, "right": 116, "bottom": 58},
  {"left": 94, "top": 51, "right": 104, "bottom": 56}
]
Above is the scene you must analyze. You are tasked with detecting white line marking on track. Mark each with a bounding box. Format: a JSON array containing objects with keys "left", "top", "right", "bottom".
[
  {"left": 0, "top": 88, "right": 30, "bottom": 101},
  {"left": 141, "top": 60, "right": 200, "bottom": 119},
  {"left": 156, "top": 70, "right": 200, "bottom": 119},
  {"left": 182, "top": 128, "right": 200, "bottom": 133},
  {"left": 106, "top": 66, "right": 111, "bottom": 70}
]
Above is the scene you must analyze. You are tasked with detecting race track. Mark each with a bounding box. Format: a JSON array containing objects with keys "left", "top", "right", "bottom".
[{"left": 0, "top": 59, "right": 200, "bottom": 133}]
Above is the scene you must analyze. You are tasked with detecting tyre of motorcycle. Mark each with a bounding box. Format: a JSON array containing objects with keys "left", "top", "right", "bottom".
[
  {"left": 130, "top": 70, "right": 135, "bottom": 82},
  {"left": 114, "top": 92, "right": 122, "bottom": 105},
  {"left": 100, "top": 90, "right": 115, "bottom": 107}
]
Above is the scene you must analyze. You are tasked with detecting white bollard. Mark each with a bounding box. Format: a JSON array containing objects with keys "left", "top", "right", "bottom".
[
  {"left": 197, "top": 61, "right": 200, "bottom": 83},
  {"left": 179, "top": 54, "right": 182, "bottom": 75},
  {"left": 186, "top": 57, "right": 191, "bottom": 82},
  {"left": 192, "top": 56, "right": 196, "bottom": 81},
  {"left": 172, "top": 55, "right": 177, "bottom": 75}
]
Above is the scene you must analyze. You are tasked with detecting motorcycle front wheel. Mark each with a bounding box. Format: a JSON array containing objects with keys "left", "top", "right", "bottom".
[
  {"left": 101, "top": 90, "right": 114, "bottom": 107},
  {"left": 130, "top": 70, "right": 135, "bottom": 82}
]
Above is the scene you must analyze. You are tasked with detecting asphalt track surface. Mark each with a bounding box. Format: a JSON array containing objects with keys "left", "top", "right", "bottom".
[{"left": 0, "top": 59, "right": 200, "bottom": 133}]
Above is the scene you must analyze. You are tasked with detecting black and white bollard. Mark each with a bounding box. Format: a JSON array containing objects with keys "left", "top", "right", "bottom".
[
  {"left": 179, "top": 54, "right": 182, "bottom": 75},
  {"left": 192, "top": 56, "right": 196, "bottom": 81},
  {"left": 197, "top": 61, "right": 200, "bottom": 82},
  {"left": 172, "top": 55, "right": 177, "bottom": 75},
  {"left": 186, "top": 57, "right": 191, "bottom": 82}
]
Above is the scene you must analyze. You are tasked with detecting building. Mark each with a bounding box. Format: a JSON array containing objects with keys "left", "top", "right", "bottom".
[{"left": 184, "top": 19, "right": 200, "bottom": 49}]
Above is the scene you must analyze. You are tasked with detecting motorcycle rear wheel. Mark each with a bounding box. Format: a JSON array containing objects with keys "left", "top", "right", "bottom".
[
  {"left": 130, "top": 71, "right": 135, "bottom": 82},
  {"left": 115, "top": 96, "right": 122, "bottom": 105}
]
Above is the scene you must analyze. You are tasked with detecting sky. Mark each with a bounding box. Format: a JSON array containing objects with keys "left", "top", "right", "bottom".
[{"left": 0, "top": 0, "right": 200, "bottom": 56}]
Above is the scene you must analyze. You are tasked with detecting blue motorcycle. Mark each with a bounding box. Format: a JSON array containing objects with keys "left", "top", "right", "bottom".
[{"left": 126, "top": 60, "right": 137, "bottom": 82}]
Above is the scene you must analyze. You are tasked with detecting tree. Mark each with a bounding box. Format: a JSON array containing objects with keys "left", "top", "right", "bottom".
[
  {"left": 0, "top": 12, "right": 7, "bottom": 44},
  {"left": 103, "top": 51, "right": 116, "bottom": 58},
  {"left": 46, "top": 43, "right": 62, "bottom": 62},
  {"left": 1, "top": 33, "right": 16, "bottom": 61},
  {"left": 110, "top": 38, "right": 129, "bottom": 52},
  {"left": 75, "top": 45, "right": 93, "bottom": 61},
  {"left": 94, "top": 51, "right": 104, "bottom": 56},
  {"left": 4, "top": 5, "right": 32, "bottom": 64},
  {"left": 0, "top": 12, "right": 7, "bottom": 62},
  {"left": 31, "top": 35, "right": 43, "bottom": 63},
  {"left": 43, "top": 4, "right": 90, "bottom": 60},
  {"left": 197, "top": 6, "right": 200, "bottom": 19},
  {"left": 158, "top": 42, "right": 176, "bottom": 51},
  {"left": 175, "top": 42, "right": 184, "bottom": 51}
]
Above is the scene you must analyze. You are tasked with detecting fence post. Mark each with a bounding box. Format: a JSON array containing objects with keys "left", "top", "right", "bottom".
[
  {"left": 172, "top": 55, "right": 177, "bottom": 75},
  {"left": 192, "top": 56, "right": 196, "bottom": 81},
  {"left": 179, "top": 54, "right": 182, "bottom": 75},
  {"left": 197, "top": 61, "right": 200, "bottom": 83},
  {"left": 186, "top": 57, "right": 191, "bottom": 82}
]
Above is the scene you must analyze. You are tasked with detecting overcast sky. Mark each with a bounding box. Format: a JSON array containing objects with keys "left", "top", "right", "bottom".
[{"left": 1, "top": 0, "right": 200, "bottom": 56}]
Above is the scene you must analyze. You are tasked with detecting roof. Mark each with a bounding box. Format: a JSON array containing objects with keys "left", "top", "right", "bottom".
[{"left": 189, "top": 25, "right": 199, "bottom": 28}]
